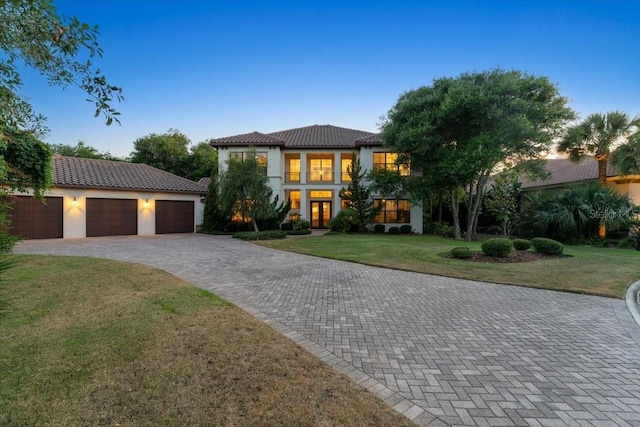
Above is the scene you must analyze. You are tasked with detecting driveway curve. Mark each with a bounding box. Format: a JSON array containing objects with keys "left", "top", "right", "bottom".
[{"left": 15, "top": 234, "right": 640, "bottom": 427}]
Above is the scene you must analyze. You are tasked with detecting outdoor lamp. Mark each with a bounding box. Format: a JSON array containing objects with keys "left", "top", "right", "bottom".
[
  {"left": 144, "top": 199, "right": 150, "bottom": 208},
  {"left": 72, "top": 196, "right": 78, "bottom": 207}
]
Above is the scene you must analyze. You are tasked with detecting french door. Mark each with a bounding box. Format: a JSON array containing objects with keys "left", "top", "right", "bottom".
[{"left": 310, "top": 201, "right": 331, "bottom": 228}]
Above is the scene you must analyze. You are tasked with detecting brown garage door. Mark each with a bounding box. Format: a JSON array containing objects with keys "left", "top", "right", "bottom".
[
  {"left": 7, "top": 196, "right": 63, "bottom": 239},
  {"left": 156, "top": 200, "right": 194, "bottom": 234},
  {"left": 86, "top": 198, "right": 137, "bottom": 237}
]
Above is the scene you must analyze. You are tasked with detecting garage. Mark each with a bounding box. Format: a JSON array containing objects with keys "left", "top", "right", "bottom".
[
  {"left": 8, "top": 196, "right": 63, "bottom": 239},
  {"left": 86, "top": 198, "right": 137, "bottom": 237},
  {"left": 155, "top": 200, "right": 194, "bottom": 234}
]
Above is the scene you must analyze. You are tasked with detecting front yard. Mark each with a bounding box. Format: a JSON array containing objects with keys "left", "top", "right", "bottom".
[
  {"left": 257, "top": 234, "right": 640, "bottom": 298},
  {"left": 0, "top": 255, "right": 412, "bottom": 427}
]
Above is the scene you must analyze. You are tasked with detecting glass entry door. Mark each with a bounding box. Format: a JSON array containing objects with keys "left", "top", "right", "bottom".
[{"left": 310, "top": 201, "right": 331, "bottom": 228}]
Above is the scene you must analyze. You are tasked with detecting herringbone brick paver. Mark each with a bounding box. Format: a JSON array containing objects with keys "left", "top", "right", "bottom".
[{"left": 16, "top": 234, "right": 640, "bottom": 426}]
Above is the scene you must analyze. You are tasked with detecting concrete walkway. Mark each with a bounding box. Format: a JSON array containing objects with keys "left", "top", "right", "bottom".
[{"left": 15, "top": 234, "right": 640, "bottom": 426}]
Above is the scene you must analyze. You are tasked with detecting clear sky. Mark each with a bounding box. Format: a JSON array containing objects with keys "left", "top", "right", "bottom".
[{"left": 20, "top": 0, "right": 640, "bottom": 157}]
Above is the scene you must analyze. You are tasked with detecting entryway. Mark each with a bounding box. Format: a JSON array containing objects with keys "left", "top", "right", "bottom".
[{"left": 310, "top": 201, "right": 331, "bottom": 228}]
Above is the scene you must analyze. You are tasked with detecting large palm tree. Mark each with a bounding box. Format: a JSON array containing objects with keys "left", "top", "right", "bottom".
[
  {"left": 612, "top": 132, "right": 640, "bottom": 176},
  {"left": 558, "top": 111, "right": 640, "bottom": 186}
]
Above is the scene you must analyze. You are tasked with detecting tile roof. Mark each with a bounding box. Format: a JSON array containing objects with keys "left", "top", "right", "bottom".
[
  {"left": 209, "top": 131, "right": 286, "bottom": 147},
  {"left": 209, "top": 125, "right": 383, "bottom": 149},
  {"left": 521, "top": 158, "right": 617, "bottom": 189},
  {"left": 53, "top": 156, "right": 207, "bottom": 194},
  {"left": 197, "top": 177, "right": 211, "bottom": 188}
]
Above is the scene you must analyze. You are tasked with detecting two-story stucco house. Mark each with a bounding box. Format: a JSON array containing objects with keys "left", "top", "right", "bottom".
[{"left": 210, "top": 124, "right": 423, "bottom": 233}]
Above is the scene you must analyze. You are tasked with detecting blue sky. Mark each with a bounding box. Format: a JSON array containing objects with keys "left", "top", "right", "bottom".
[{"left": 21, "top": 0, "right": 640, "bottom": 157}]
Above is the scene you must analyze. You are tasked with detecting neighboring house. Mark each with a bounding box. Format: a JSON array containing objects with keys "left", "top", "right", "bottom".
[
  {"left": 520, "top": 157, "right": 640, "bottom": 205},
  {"left": 209, "top": 124, "right": 423, "bottom": 232},
  {"left": 7, "top": 155, "right": 207, "bottom": 239}
]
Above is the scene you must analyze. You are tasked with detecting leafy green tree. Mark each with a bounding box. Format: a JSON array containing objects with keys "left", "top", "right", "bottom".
[
  {"left": 1, "top": 0, "right": 123, "bottom": 132},
  {"left": 219, "top": 149, "right": 274, "bottom": 232},
  {"left": 381, "top": 69, "right": 574, "bottom": 240},
  {"left": 612, "top": 132, "right": 640, "bottom": 176},
  {"left": 339, "top": 153, "right": 380, "bottom": 231},
  {"left": 49, "top": 141, "right": 121, "bottom": 160},
  {"left": 0, "top": 125, "right": 53, "bottom": 197},
  {"left": 558, "top": 111, "right": 640, "bottom": 186},
  {"left": 130, "top": 129, "right": 190, "bottom": 175},
  {"left": 186, "top": 141, "right": 218, "bottom": 181},
  {"left": 483, "top": 173, "right": 522, "bottom": 237},
  {"left": 202, "top": 171, "right": 225, "bottom": 232}
]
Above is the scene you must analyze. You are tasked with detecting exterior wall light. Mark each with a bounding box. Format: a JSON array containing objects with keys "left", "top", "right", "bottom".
[
  {"left": 144, "top": 199, "right": 150, "bottom": 208},
  {"left": 72, "top": 196, "right": 78, "bottom": 207}
]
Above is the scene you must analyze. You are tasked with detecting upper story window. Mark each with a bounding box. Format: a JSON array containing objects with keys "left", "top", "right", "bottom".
[
  {"left": 230, "top": 151, "right": 268, "bottom": 175},
  {"left": 287, "top": 158, "right": 301, "bottom": 182},
  {"left": 309, "top": 158, "right": 333, "bottom": 182},
  {"left": 373, "top": 152, "right": 410, "bottom": 176}
]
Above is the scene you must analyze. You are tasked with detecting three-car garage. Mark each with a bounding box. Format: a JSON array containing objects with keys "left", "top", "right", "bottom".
[{"left": 7, "top": 156, "right": 206, "bottom": 239}]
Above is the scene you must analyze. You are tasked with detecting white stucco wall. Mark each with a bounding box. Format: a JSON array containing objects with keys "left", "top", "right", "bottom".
[
  {"left": 216, "top": 145, "right": 424, "bottom": 232},
  {"left": 15, "top": 187, "right": 203, "bottom": 238}
]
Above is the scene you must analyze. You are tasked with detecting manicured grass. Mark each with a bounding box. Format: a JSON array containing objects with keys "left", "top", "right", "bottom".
[
  {"left": 0, "top": 255, "right": 413, "bottom": 427},
  {"left": 256, "top": 234, "right": 640, "bottom": 298}
]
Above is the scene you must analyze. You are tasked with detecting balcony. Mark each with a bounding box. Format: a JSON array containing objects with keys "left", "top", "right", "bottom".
[
  {"left": 285, "top": 172, "right": 301, "bottom": 182},
  {"left": 307, "top": 172, "right": 334, "bottom": 182}
]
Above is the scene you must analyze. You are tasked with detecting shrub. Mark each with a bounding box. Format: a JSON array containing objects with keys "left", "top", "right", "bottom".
[
  {"left": 388, "top": 226, "right": 401, "bottom": 234},
  {"left": 481, "top": 238, "right": 513, "bottom": 257},
  {"left": 0, "top": 232, "right": 18, "bottom": 254},
  {"left": 400, "top": 224, "right": 413, "bottom": 234},
  {"left": 450, "top": 247, "right": 472, "bottom": 259},
  {"left": 285, "top": 229, "right": 312, "bottom": 236},
  {"left": 280, "top": 221, "right": 294, "bottom": 231},
  {"left": 329, "top": 209, "right": 360, "bottom": 232},
  {"left": 617, "top": 236, "right": 637, "bottom": 249},
  {"left": 232, "top": 230, "right": 287, "bottom": 240},
  {"left": 373, "top": 224, "right": 385, "bottom": 233},
  {"left": 423, "top": 221, "right": 453, "bottom": 237},
  {"left": 531, "top": 237, "right": 564, "bottom": 255},
  {"left": 291, "top": 218, "right": 310, "bottom": 230},
  {"left": 512, "top": 238, "right": 531, "bottom": 251}
]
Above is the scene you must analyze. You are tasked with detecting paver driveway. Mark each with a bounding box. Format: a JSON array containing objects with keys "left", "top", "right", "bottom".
[{"left": 15, "top": 234, "right": 640, "bottom": 427}]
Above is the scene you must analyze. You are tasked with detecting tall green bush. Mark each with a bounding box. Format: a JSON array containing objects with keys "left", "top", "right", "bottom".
[
  {"left": 329, "top": 209, "right": 360, "bottom": 232},
  {"left": 481, "top": 238, "right": 513, "bottom": 257}
]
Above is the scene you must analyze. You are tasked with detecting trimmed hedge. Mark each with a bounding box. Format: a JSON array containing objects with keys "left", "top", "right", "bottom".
[
  {"left": 481, "top": 238, "right": 513, "bottom": 257},
  {"left": 531, "top": 237, "right": 564, "bottom": 255},
  {"left": 450, "top": 247, "right": 473, "bottom": 260},
  {"left": 400, "top": 224, "right": 413, "bottom": 234},
  {"left": 512, "top": 238, "right": 531, "bottom": 251},
  {"left": 232, "top": 230, "right": 287, "bottom": 240},
  {"left": 388, "top": 226, "right": 401, "bottom": 234},
  {"left": 373, "top": 224, "right": 385, "bottom": 233}
]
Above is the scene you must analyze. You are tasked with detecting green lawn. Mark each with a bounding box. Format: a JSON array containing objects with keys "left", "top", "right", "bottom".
[
  {"left": 257, "top": 234, "right": 640, "bottom": 298},
  {"left": 0, "top": 255, "right": 413, "bottom": 427}
]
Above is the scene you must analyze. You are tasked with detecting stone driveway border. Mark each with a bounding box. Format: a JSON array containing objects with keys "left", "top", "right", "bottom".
[{"left": 14, "top": 234, "right": 640, "bottom": 427}]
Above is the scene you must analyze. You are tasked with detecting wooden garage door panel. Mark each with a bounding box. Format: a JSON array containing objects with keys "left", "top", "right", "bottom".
[
  {"left": 156, "top": 200, "right": 194, "bottom": 234},
  {"left": 86, "top": 198, "right": 137, "bottom": 237},
  {"left": 7, "top": 196, "right": 63, "bottom": 239}
]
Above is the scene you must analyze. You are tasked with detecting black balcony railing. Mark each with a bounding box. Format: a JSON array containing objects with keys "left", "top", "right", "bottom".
[
  {"left": 307, "top": 172, "right": 334, "bottom": 182},
  {"left": 285, "top": 172, "right": 301, "bottom": 182}
]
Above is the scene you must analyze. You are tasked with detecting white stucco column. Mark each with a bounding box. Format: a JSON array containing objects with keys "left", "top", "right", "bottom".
[
  {"left": 334, "top": 152, "right": 341, "bottom": 184},
  {"left": 300, "top": 152, "right": 307, "bottom": 184}
]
